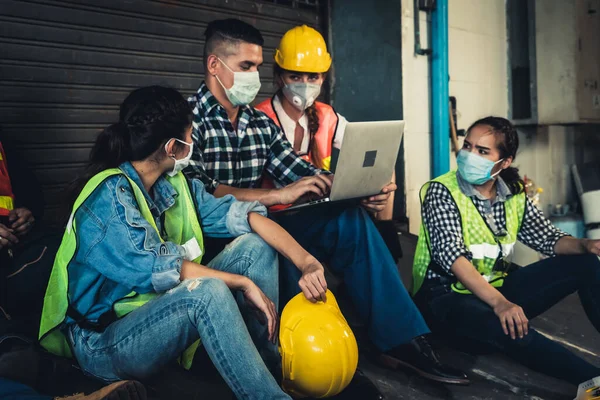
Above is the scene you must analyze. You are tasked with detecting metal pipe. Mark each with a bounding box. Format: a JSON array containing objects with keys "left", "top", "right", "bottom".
[{"left": 430, "top": 0, "right": 450, "bottom": 177}]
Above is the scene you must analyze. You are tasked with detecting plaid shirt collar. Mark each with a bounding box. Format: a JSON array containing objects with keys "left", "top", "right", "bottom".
[
  {"left": 194, "top": 81, "right": 253, "bottom": 118},
  {"left": 456, "top": 170, "right": 512, "bottom": 204}
]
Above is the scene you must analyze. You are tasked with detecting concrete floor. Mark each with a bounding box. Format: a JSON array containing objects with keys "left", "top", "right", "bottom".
[
  {"left": 35, "top": 229, "right": 599, "bottom": 400},
  {"left": 354, "top": 230, "right": 600, "bottom": 400}
]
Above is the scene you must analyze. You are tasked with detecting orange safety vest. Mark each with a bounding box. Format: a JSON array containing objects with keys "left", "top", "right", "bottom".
[
  {"left": 256, "top": 97, "right": 339, "bottom": 171},
  {"left": 256, "top": 97, "right": 339, "bottom": 212},
  {"left": 0, "top": 142, "right": 15, "bottom": 217}
]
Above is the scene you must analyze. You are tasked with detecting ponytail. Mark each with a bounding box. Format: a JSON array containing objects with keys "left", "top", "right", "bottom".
[
  {"left": 305, "top": 103, "right": 323, "bottom": 170},
  {"left": 499, "top": 167, "right": 524, "bottom": 195},
  {"left": 62, "top": 122, "right": 133, "bottom": 221},
  {"left": 90, "top": 122, "right": 131, "bottom": 170}
]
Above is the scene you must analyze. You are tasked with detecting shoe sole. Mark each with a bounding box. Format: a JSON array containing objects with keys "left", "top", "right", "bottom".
[{"left": 378, "top": 354, "right": 470, "bottom": 386}]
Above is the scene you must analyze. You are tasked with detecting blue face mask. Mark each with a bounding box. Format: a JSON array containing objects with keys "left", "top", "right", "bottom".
[{"left": 457, "top": 150, "right": 504, "bottom": 185}]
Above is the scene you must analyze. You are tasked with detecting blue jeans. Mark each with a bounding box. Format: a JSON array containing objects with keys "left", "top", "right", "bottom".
[
  {"left": 68, "top": 233, "right": 290, "bottom": 400},
  {"left": 416, "top": 254, "right": 600, "bottom": 385},
  {"left": 275, "top": 205, "right": 430, "bottom": 352}
]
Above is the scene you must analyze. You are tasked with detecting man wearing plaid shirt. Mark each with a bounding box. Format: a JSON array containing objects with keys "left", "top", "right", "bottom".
[{"left": 184, "top": 18, "right": 469, "bottom": 390}]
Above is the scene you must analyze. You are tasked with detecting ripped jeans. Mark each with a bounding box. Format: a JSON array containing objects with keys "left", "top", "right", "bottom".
[{"left": 67, "top": 233, "right": 290, "bottom": 400}]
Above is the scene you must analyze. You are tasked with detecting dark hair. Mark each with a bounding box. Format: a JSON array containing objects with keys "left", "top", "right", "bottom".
[
  {"left": 204, "top": 19, "right": 264, "bottom": 62},
  {"left": 273, "top": 64, "right": 325, "bottom": 169},
  {"left": 467, "top": 116, "right": 524, "bottom": 194},
  {"left": 65, "top": 86, "right": 192, "bottom": 217}
]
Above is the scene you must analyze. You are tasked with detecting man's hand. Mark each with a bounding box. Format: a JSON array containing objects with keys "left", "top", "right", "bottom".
[
  {"left": 9, "top": 207, "right": 35, "bottom": 237},
  {"left": 361, "top": 182, "right": 397, "bottom": 214},
  {"left": 493, "top": 299, "right": 529, "bottom": 340},
  {"left": 298, "top": 258, "right": 328, "bottom": 303},
  {"left": 277, "top": 175, "right": 333, "bottom": 205},
  {"left": 582, "top": 239, "right": 600, "bottom": 256},
  {"left": 0, "top": 223, "right": 19, "bottom": 250}
]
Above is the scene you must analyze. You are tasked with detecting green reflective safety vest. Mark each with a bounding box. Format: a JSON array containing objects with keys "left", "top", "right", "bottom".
[
  {"left": 39, "top": 169, "right": 204, "bottom": 370},
  {"left": 412, "top": 171, "right": 526, "bottom": 295}
]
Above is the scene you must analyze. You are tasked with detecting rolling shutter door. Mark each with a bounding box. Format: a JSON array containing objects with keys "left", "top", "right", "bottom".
[{"left": 0, "top": 0, "right": 322, "bottom": 225}]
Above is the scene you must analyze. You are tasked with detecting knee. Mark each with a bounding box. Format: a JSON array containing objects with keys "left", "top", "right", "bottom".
[
  {"left": 341, "top": 206, "right": 370, "bottom": 222},
  {"left": 173, "top": 277, "right": 232, "bottom": 305},
  {"left": 570, "top": 254, "right": 600, "bottom": 281},
  {"left": 229, "top": 233, "right": 277, "bottom": 271}
]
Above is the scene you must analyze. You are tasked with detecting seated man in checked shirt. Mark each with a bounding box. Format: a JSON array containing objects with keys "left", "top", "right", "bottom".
[
  {"left": 184, "top": 18, "right": 469, "bottom": 394},
  {"left": 412, "top": 116, "right": 600, "bottom": 386}
]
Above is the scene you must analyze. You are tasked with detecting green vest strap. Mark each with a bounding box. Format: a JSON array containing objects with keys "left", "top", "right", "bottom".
[{"left": 412, "top": 171, "right": 526, "bottom": 295}]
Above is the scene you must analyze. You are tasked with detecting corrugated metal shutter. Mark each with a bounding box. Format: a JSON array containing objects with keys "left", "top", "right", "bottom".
[{"left": 0, "top": 0, "right": 322, "bottom": 225}]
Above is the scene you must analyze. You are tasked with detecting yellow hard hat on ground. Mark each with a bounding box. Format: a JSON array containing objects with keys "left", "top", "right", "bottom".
[
  {"left": 279, "top": 290, "right": 358, "bottom": 398},
  {"left": 274, "top": 25, "right": 332, "bottom": 73}
]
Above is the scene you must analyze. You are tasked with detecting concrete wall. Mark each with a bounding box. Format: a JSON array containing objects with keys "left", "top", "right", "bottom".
[
  {"left": 402, "top": 0, "right": 509, "bottom": 235},
  {"left": 534, "top": 0, "right": 579, "bottom": 124},
  {"left": 402, "top": 0, "right": 600, "bottom": 267}
]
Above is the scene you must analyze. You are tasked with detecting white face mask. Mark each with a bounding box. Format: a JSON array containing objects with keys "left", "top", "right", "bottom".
[
  {"left": 282, "top": 82, "right": 322, "bottom": 111},
  {"left": 215, "top": 58, "right": 261, "bottom": 106},
  {"left": 165, "top": 138, "right": 193, "bottom": 177}
]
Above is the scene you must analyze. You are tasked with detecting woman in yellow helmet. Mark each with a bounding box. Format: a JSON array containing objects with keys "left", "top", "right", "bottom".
[{"left": 255, "top": 25, "right": 400, "bottom": 256}]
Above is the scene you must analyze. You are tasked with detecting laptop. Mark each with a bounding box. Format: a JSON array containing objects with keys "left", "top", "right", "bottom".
[{"left": 272, "top": 120, "right": 405, "bottom": 214}]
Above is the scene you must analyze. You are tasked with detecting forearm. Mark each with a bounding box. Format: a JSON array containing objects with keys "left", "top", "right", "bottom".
[
  {"left": 214, "top": 184, "right": 281, "bottom": 206},
  {"left": 248, "top": 212, "right": 315, "bottom": 272},
  {"left": 451, "top": 256, "right": 506, "bottom": 308},
  {"left": 553, "top": 236, "right": 587, "bottom": 255},
  {"left": 180, "top": 260, "right": 248, "bottom": 290}
]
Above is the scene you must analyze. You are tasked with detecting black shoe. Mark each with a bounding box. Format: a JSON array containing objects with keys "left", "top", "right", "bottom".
[
  {"left": 378, "top": 335, "right": 470, "bottom": 385},
  {"left": 331, "top": 368, "right": 384, "bottom": 400}
]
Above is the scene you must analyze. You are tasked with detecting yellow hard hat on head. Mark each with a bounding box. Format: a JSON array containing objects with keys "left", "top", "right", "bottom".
[
  {"left": 275, "top": 25, "right": 332, "bottom": 73},
  {"left": 279, "top": 290, "right": 358, "bottom": 399}
]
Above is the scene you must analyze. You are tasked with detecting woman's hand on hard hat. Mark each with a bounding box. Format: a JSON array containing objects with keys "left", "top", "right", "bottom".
[
  {"left": 277, "top": 174, "right": 333, "bottom": 205},
  {"left": 242, "top": 280, "right": 279, "bottom": 343},
  {"left": 493, "top": 298, "right": 529, "bottom": 340},
  {"left": 361, "top": 182, "right": 397, "bottom": 213},
  {"left": 298, "top": 258, "right": 328, "bottom": 303},
  {"left": 246, "top": 212, "right": 327, "bottom": 303}
]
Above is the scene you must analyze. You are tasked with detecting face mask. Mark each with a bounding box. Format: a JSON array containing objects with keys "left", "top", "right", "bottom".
[
  {"left": 165, "top": 138, "right": 193, "bottom": 177},
  {"left": 457, "top": 150, "right": 504, "bottom": 185},
  {"left": 282, "top": 82, "right": 322, "bottom": 111},
  {"left": 215, "top": 58, "right": 261, "bottom": 106}
]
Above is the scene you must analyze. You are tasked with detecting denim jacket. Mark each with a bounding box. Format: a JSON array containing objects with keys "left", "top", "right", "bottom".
[{"left": 67, "top": 162, "right": 267, "bottom": 323}]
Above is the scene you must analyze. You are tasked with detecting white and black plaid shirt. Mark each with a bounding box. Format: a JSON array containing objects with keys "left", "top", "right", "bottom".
[
  {"left": 423, "top": 173, "right": 568, "bottom": 281},
  {"left": 184, "top": 82, "right": 323, "bottom": 192}
]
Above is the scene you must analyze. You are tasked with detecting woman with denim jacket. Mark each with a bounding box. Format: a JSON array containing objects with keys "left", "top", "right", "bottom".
[{"left": 39, "top": 86, "right": 328, "bottom": 399}]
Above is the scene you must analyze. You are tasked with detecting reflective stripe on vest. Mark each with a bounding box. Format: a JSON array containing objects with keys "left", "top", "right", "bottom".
[
  {"left": 0, "top": 196, "right": 13, "bottom": 216},
  {"left": 411, "top": 171, "right": 526, "bottom": 295},
  {"left": 0, "top": 142, "right": 15, "bottom": 216},
  {"left": 39, "top": 169, "right": 204, "bottom": 369},
  {"left": 256, "top": 97, "right": 339, "bottom": 171}
]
